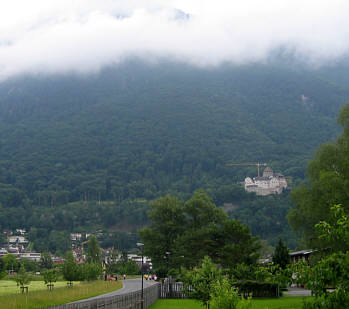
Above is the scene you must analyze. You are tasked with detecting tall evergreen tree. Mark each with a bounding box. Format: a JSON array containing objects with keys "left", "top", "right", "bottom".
[{"left": 272, "top": 238, "right": 289, "bottom": 269}]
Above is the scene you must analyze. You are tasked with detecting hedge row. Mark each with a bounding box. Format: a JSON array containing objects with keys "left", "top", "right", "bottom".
[{"left": 234, "top": 280, "right": 279, "bottom": 298}]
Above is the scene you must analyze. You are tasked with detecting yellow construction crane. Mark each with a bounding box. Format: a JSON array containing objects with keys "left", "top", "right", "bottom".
[{"left": 226, "top": 162, "right": 267, "bottom": 177}]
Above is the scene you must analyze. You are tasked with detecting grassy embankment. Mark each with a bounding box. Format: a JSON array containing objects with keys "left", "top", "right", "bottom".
[
  {"left": 149, "top": 297, "right": 308, "bottom": 309},
  {"left": 0, "top": 280, "right": 122, "bottom": 309}
]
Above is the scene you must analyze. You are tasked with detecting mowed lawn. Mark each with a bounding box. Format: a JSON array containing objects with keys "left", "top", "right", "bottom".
[
  {"left": 149, "top": 297, "right": 308, "bottom": 309},
  {"left": 0, "top": 280, "right": 73, "bottom": 295},
  {"left": 0, "top": 280, "right": 122, "bottom": 309}
]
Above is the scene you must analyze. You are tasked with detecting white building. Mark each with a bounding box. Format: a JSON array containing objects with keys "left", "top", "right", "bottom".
[
  {"left": 244, "top": 167, "right": 287, "bottom": 196},
  {"left": 19, "top": 252, "right": 41, "bottom": 262},
  {"left": 70, "top": 233, "right": 82, "bottom": 241},
  {"left": 8, "top": 236, "right": 28, "bottom": 245},
  {"left": 0, "top": 248, "right": 8, "bottom": 257},
  {"left": 127, "top": 254, "right": 152, "bottom": 265},
  {"left": 15, "top": 229, "right": 26, "bottom": 235},
  {"left": 7, "top": 245, "right": 20, "bottom": 255}
]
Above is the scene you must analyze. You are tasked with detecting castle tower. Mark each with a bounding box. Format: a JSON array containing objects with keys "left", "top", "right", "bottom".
[{"left": 262, "top": 166, "right": 273, "bottom": 178}]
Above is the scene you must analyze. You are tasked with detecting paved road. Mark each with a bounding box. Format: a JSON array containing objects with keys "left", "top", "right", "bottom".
[
  {"left": 283, "top": 287, "right": 312, "bottom": 296},
  {"left": 70, "top": 279, "right": 157, "bottom": 304}
]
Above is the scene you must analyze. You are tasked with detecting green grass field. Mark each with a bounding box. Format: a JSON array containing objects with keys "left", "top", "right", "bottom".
[
  {"left": 0, "top": 280, "right": 76, "bottom": 296},
  {"left": 0, "top": 280, "right": 122, "bottom": 309},
  {"left": 149, "top": 297, "right": 307, "bottom": 309}
]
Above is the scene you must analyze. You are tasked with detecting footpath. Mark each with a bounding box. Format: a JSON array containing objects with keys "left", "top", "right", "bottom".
[
  {"left": 70, "top": 278, "right": 157, "bottom": 304},
  {"left": 283, "top": 287, "right": 312, "bottom": 296}
]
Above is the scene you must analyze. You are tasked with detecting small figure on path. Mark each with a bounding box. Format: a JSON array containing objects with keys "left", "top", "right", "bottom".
[{"left": 123, "top": 274, "right": 126, "bottom": 280}]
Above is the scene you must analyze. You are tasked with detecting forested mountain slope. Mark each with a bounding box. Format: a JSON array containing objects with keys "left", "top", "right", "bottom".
[{"left": 0, "top": 60, "right": 347, "bottom": 251}]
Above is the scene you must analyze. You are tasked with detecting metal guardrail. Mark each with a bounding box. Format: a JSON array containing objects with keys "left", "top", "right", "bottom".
[{"left": 43, "top": 283, "right": 159, "bottom": 309}]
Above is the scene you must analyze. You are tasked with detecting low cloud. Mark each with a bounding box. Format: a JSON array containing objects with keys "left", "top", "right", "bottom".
[{"left": 1, "top": 0, "right": 349, "bottom": 79}]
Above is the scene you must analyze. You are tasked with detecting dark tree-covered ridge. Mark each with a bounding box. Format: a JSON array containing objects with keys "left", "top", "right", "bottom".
[{"left": 0, "top": 60, "right": 348, "bottom": 250}]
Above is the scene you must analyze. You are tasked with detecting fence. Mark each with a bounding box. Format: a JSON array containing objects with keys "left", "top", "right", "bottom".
[
  {"left": 43, "top": 280, "right": 192, "bottom": 309},
  {"left": 159, "top": 281, "right": 191, "bottom": 299},
  {"left": 44, "top": 283, "right": 159, "bottom": 309},
  {"left": 159, "top": 280, "right": 280, "bottom": 299}
]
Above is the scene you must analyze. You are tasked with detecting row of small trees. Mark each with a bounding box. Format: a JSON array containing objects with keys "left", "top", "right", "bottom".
[
  {"left": 10, "top": 252, "right": 104, "bottom": 293},
  {"left": 0, "top": 235, "right": 105, "bottom": 292},
  {"left": 7, "top": 235, "right": 143, "bottom": 293},
  {"left": 14, "top": 267, "right": 59, "bottom": 292}
]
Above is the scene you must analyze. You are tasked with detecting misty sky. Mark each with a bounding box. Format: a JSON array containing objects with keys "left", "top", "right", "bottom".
[{"left": 1, "top": 0, "right": 349, "bottom": 79}]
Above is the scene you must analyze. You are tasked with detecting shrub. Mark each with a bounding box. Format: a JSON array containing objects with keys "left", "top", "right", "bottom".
[
  {"left": 210, "top": 278, "right": 252, "bottom": 309},
  {"left": 234, "top": 280, "right": 279, "bottom": 298},
  {"left": 82, "top": 263, "right": 103, "bottom": 281},
  {"left": 43, "top": 269, "right": 57, "bottom": 285},
  {"left": 15, "top": 266, "right": 31, "bottom": 292}
]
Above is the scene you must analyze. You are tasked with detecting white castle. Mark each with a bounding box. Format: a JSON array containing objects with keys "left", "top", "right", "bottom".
[{"left": 244, "top": 167, "right": 287, "bottom": 196}]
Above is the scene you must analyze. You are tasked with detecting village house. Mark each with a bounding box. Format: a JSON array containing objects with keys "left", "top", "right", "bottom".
[
  {"left": 0, "top": 248, "right": 8, "bottom": 257},
  {"left": 19, "top": 252, "right": 41, "bottom": 262},
  {"left": 289, "top": 249, "right": 315, "bottom": 263},
  {"left": 7, "top": 236, "right": 28, "bottom": 245},
  {"left": 70, "top": 233, "right": 82, "bottom": 241},
  {"left": 15, "top": 229, "right": 26, "bottom": 235}
]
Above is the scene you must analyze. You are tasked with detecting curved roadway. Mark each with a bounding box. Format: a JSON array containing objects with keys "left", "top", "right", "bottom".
[{"left": 70, "top": 279, "right": 157, "bottom": 304}]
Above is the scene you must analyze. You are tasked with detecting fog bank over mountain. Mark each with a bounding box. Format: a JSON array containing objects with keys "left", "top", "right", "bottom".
[{"left": 1, "top": 0, "right": 349, "bottom": 80}]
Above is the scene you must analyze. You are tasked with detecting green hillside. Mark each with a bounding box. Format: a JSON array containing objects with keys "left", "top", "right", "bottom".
[{"left": 0, "top": 61, "right": 347, "bottom": 251}]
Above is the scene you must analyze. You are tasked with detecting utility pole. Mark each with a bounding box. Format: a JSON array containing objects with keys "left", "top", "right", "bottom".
[{"left": 137, "top": 243, "right": 144, "bottom": 309}]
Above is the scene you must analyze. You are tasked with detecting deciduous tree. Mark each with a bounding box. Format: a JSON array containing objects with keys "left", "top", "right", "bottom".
[
  {"left": 297, "top": 205, "right": 349, "bottom": 308},
  {"left": 40, "top": 252, "right": 53, "bottom": 270},
  {"left": 43, "top": 269, "right": 57, "bottom": 290},
  {"left": 62, "top": 251, "right": 81, "bottom": 285},
  {"left": 82, "top": 262, "right": 103, "bottom": 281},
  {"left": 183, "top": 256, "right": 222, "bottom": 309},
  {"left": 86, "top": 236, "right": 101, "bottom": 264},
  {"left": 139, "top": 195, "right": 185, "bottom": 276},
  {"left": 288, "top": 103, "right": 349, "bottom": 247},
  {"left": 15, "top": 265, "right": 31, "bottom": 292},
  {"left": 140, "top": 190, "right": 260, "bottom": 275}
]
